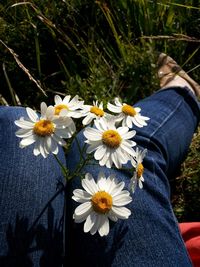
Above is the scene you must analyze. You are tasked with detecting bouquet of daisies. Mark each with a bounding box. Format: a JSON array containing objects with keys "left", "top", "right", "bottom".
[{"left": 15, "top": 94, "right": 149, "bottom": 237}]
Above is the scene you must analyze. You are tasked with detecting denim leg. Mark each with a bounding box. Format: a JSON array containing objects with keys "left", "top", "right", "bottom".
[
  {"left": 0, "top": 106, "right": 65, "bottom": 267},
  {"left": 66, "top": 87, "right": 199, "bottom": 267}
]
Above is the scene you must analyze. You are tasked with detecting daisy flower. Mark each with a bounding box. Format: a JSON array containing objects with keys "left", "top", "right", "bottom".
[
  {"left": 81, "top": 100, "right": 107, "bottom": 125},
  {"left": 83, "top": 117, "right": 136, "bottom": 169},
  {"left": 129, "top": 147, "right": 147, "bottom": 193},
  {"left": 15, "top": 102, "right": 75, "bottom": 158},
  {"left": 72, "top": 172, "right": 132, "bottom": 236},
  {"left": 54, "top": 94, "right": 84, "bottom": 118},
  {"left": 107, "top": 97, "right": 150, "bottom": 128}
]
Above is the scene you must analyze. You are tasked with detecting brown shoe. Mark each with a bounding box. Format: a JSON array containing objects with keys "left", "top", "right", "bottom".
[{"left": 157, "top": 53, "right": 200, "bottom": 97}]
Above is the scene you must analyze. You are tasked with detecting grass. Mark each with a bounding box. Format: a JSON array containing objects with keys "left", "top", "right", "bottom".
[
  {"left": 172, "top": 128, "right": 200, "bottom": 221},
  {"left": 0, "top": 0, "right": 200, "bottom": 221}
]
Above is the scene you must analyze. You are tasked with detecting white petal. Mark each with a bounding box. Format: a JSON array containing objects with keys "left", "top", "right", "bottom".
[
  {"left": 106, "top": 176, "right": 117, "bottom": 193},
  {"left": 68, "top": 110, "right": 83, "bottom": 118},
  {"left": 82, "top": 114, "right": 94, "bottom": 125},
  {"left": 39, "top": 138, "right": 48, "bottom": 158},
  {"left": 99, "top": 148, "right": 110, "bottom": 166},
  {"left": 82, "top": 173, "right": 98, "bottom": 195},
  {"left": 111, "top": 151, "right": 121, "bottom": 169},
  {"left": 108, "top": 210, "right": 118, "bottom": 222},
  {"left": 116, "top": 148, "right": 129, "bottom": 164},
  {"left": 131, "top": 117, "right": 144, "bottom": 128},
  {"left": 68, "top": 95, "right": 77, "bottom": 105},
  {"left": 33, "top": 140, "right": 41, "bottom": 156},
  {"left": 86, "top": 142, "right": 99, "bottom": 154},
  {"left": 94, "top": 118, "right": 107, "bottom": 132},
  {"left": 111, "top": 206, "right": 131, "bottom": 219},
  {"left": 71, "top": 95, "right": 83, "bottom": 105},
  {"left": 99, "top": 101, "right": 104, "bottom": 109},
  {"left": 15, "top": 119, "right": 34, "bottom": 129},
  {"left": 19, "top": 135, "right": 36, "bottom": 147},
  {"left": 54, "top": 95, "right": 63, "bottom": 105},
  {"left": 122, "top": 130, "right": 136, "bottom": 140},
  {"left": 82, "top": 105, "right": 92, "bottom": 112},
  {"left": 126, "top": 116, "right": 133, "bottom": 128},
  {"left": 117, "top": 126, "right": 129, "bottom": 136},
  {"left": 130, "top": 156, "right": 137, "bottom": 168},
  {"left": 114, "top": 113, "right": 124, "bottom": 123},
  {"left": 135, "top": 107, "right": 141, "bottom": 113},
  {"left": 141, "top": 115, "right": 150, "bottom": 121},
  {"left": 94, "top": 145, "right": 106, "bottom": 160},
  {"left": 40, "top": 102, "right": 47, "bottom": 118},
  {"left": 139, "top": 178, "right": 144, "bottom": 189},
  {"left": 74, "top": 201, "right": 92, "bottom": 216},
  {"left": 97, "top": 172, "right": 107, "bottom": 191},
  {"left": 90, "top": 213, "right": 100, "bottom": 235},
  {"left": 45, "top": 136, "right": 58, "bottom": 154},
  {"left": 109, "top": 181, "right": 125, "bottom": 197},
  {"left": 129, "top": 176, "right": 137, "bottom": 193},
  {"left": 55, "top": 128, "right": 73, "bottom": 139},
  {"left": 52, "top": 116, "right": 73, "bottom": 128},
  {"left": 73, "top": 206, "right": 93, "bottom": 223},
  {"left": 44, "top": 136, "right": 52, "bottom": 153},
  {"left": 63, "top": 95, "right": 71, "bottom": 104},
  {"left": 124, "top": 140, "right": 136, "bottom": 147},
  {"left": 58, "top": 108, "right": 70, "bottom": 117},
  {"left": 52, "top": 134, "right": 66, "bottom": 146},
  {"left": 140, "top": 175, "right": 144, "bottom": 182},
  {"left": 105, "top": 156, "right": 113, "bottom": 168},
  {"left": 68, "top": 121, "right": 76, "bottom": 135},
  {"left": 46, "top": 106, "right": 55, "bottom": 119},
  {"left": 84, "top": 211, "right": 96, "bottom": 233},
  {"left": 98, "top": 215, "right": 109, "bottom": 236},
  {"left": 83, "top": 128, "right": 102, "bottom": 141},
  {"left": 141, "top": 148, "right": 147, "bottom": 160},
  {"left": 69, "top": 101, "right": 84, "bottom": 110},
  {"left": 120, "top": 143, "right": 136, "bottom": 157},
  {"left": 26, "top": 107, "right": 38, "bottom": 122},
  {"left": 114, "top": 98, "right": 123, "bottom": 106},
  {"left": 72, "top": 189, "right": 91, "bottom": 203},
  {"left": 135, "top": 114, "right": 146, "bottom": 124},
  {"left": 113, "top": 192, "right": 132, "bottom": 206},
  {"left": 107, "top": 102, "right": 121, "bottom": 113},
  {"left": 15, "top": 128, "right": 33, "bottom": 138}
]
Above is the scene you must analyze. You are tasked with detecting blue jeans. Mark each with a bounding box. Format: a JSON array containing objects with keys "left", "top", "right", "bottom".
[
  {"left": 0, "top": 87, "right": 199, "bottom": 266},
  {"left": 0, "top": 107, "right": 66, "bottom": 266}
]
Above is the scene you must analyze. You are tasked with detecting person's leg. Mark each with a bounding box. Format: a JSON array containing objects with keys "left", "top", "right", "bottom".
[
  {"left": 0, "top": 106, "right": 65, "bottom": 267},
  {"left": 66, "top": 65, "right": 200, "bottom": 265}
]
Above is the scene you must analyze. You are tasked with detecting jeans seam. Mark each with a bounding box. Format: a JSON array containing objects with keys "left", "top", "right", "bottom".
[{"left": 149, "top": 98, "right": 183, "bottom": 139}]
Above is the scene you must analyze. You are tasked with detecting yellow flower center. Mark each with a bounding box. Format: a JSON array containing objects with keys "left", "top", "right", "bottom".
[
  {"left": 33, "top": 120, "right": 55, "bottom": 136},
  {"left": 137, "top": 163, "right": 144, "bottom": 178},
  {"left": 122, "top": 104, "right": 137, "bottom": 117},
  {"left": 102, "top": 130, "right": 122, "bottom": 148},
  {"left": 90, "top": 106, "right": 104, "bottom": 117},
  {"left": 91, "top": 191, "right": 113, "bottom": 214},
  {"left": 55, "top": 104, "right": 69, "bottom": 115}
]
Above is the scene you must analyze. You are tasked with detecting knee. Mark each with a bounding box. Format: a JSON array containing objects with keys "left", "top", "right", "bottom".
[
  {"left": 0, "top": 106, "right": 27, "bottom": 146},
  {"left": 0, "top": 106, "right": 27, "bottom": 125},
  {"left": 0, "top": 105, "right": 66, "bottom": 163}
]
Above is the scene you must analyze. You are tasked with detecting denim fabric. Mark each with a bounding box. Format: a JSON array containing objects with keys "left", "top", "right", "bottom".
[
  {"left": 0, "top": 107, "right": 65, "bottom": 267},
  {"left": 66, "top": 87, "right": 200, "bottom": 267},
  {"left": 0, "top": 87, "right": 199, "bottom": 267}
]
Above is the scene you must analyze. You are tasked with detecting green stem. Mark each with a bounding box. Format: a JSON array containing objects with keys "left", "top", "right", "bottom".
[
  {"left": 54, "top": 154, "right": 69, "bottom": 179},
  {"left": 70, "top": 154, "right": 92, "bottom": 181},
  {"left": 75, "top": 136, "right": 87, "bottom": 160}
]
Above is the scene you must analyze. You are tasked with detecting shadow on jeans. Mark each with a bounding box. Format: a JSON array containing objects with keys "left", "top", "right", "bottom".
[{"left": 0, "top": 204, "right": 63, "bottom": 267}]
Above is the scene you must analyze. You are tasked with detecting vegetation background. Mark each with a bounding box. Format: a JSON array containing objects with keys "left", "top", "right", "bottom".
[{"left": 0, "top": 0, "right": 199, "bottom": 221}]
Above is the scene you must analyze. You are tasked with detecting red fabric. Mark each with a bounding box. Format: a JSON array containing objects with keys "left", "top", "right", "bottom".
[{"left": 179, "top": 222, "right": 200, "bottom": 267}]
